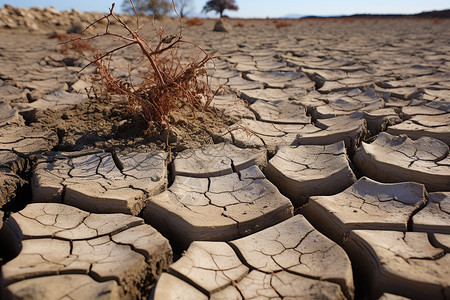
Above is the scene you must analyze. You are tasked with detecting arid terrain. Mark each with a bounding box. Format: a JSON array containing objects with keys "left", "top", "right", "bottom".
[{"left": 0, "top": 5, "right": 449, "bottom": 300}]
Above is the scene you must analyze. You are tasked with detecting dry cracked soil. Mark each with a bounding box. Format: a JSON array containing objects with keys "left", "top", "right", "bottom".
[{"left": 0, "top": 6, "right": 449, "bottom": 300}]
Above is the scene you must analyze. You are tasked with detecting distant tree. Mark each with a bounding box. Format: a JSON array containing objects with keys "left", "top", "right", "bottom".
[
  {"left": 121, "top": 0, "right": 172, "bottom": 19},
  {"left": 121, "top": 0, "right": 146, "bottom": 14},
  {"left": 202, "top": 0, "right": 238, "bottom": 18},
  {"left": 174, "top": 0, "right": 194, "bottom": 17}
]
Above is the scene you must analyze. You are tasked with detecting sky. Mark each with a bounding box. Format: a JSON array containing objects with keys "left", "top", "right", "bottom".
[{"left": 1, "top": 0, "right": 449, "bottom": 18}]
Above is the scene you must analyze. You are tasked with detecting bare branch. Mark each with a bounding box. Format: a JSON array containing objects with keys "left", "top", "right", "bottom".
[{"left": 78, "top": 42, "right": 137, "bottom": 73}]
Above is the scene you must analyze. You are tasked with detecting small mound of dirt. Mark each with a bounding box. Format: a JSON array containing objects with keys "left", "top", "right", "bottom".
[{"left": 32, "top": 98, "right": 234, "bottom": 154}]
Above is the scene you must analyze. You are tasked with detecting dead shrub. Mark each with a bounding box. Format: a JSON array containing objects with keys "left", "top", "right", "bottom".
[
  {"left": 185, "top": 17, "right": 204, "bottom": 26},
  {"left": 342, "top": 18, "right": 356, "bottom": 24},
  {"left": 431, "top": 18, "right": 443, "bottom": 24},
  {"left": 67, "top": 0, "right": 217, "bottom": 144},
  {"left": 274, "top": 20, "right": 292, "bottom": 28},
  {"left": 50, "top": 32, "right": 96, "bottom": 56}
]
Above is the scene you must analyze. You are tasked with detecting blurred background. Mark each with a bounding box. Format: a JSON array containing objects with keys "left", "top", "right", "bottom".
[{"left": 0, "top": 0, "right": 449, "bottom": 18}]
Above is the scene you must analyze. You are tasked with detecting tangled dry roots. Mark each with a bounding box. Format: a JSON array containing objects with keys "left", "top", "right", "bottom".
[{"left": 69, "top": 0, "right": 217, "bottom": 143}]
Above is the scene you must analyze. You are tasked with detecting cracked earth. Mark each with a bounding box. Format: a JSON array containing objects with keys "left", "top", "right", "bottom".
[{"left": 0, "top": 9, "right": 449, "bottom": 300}]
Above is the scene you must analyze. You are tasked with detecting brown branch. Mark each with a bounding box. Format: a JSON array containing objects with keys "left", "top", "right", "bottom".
[
  {"left": 129, "top": 0, "right": 140, "bottom": 31},
  {"left": 78, "top": 42, "right": 137, "bottom": 73}
]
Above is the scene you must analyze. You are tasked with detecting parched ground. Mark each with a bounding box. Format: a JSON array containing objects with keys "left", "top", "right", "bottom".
[{"left": 0, "top": 8, "right": 449, "bottom": 300}]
